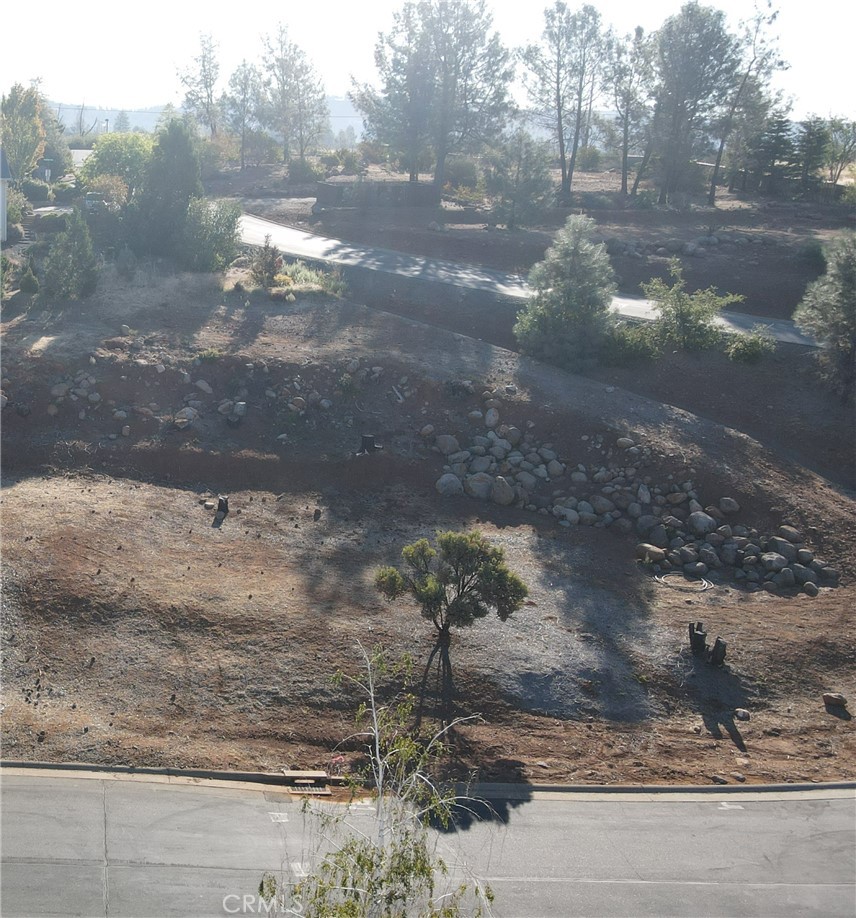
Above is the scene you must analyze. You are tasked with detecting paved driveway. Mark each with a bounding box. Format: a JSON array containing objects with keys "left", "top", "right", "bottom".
[{"left": 239, "top": 213, "right": 817, "bottom": 347}]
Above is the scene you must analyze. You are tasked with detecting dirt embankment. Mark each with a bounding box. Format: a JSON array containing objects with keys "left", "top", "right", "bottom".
[{"left": 1, "top": 264, "right": 854, "bottom": 786}]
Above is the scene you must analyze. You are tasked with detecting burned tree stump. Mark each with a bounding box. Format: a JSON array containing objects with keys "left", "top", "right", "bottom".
[
  {"left": 709, "top": 637, "right": 727, "bottom": 667},
  {"left": 689, "top": 621, "right": 708, "bottom": 656},
  {"left": 356, "top": 434, "right": 383, "bottom": 456}
]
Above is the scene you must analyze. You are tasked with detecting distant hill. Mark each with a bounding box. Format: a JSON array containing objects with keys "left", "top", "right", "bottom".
[
  {"left": 49, "top": 102, "right": 167, "bottom": 135},
  {"left": 48, "top": 97, "right": 364, "bottom": 141}
]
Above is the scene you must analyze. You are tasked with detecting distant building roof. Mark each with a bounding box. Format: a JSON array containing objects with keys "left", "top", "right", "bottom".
[{"left": 0, "top": 148, "right": 13, "bottom": 181}]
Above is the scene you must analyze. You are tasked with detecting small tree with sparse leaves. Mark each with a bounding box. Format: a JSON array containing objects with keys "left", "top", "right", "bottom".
[
  {"left": 259, "top": 644, "right": 495, "bottom": 917},
  {"left": 642, "top": 259, "right": 743, "bottom": 351},
  {"left": 250, "top": 234, "right": 281, "bottom": 287},
  {"left": 374, "top": 531, "right": 527, "bottom": 649}
]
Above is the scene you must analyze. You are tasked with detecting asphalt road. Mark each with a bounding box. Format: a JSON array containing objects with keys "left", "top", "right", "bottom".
[
  {"left": 239, "top": 214, "right": 817, "bottom": 347},
  {"left": 2, "top": 771, "right": 853, "bottom": 918}
]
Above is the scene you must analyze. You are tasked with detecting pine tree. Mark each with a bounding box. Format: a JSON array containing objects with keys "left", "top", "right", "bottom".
[{"left": 513, "top": 214, "right": 616, "bottom": 369}]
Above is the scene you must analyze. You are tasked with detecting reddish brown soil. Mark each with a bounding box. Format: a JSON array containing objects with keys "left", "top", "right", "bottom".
[{"left": 1, "top": 170, "right": 854, "bottom": 788}]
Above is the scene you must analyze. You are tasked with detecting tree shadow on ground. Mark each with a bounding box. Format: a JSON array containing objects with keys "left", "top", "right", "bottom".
[
  {"left": 432, "top": 755, "right": 534, "bottom": 833},
  {"left": 679, "top": 652, "right": 755, "bottom": 752},
  {"left": 499, "top": 530, "right": 658, "bottom": 723},
  {"left": 415, "top": 637, "right": 456, "bottom": 728}
]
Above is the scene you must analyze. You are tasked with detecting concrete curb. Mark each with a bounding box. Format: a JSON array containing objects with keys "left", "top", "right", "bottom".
[
  {"left": 0, "top": 760, "right": 291, "bottom": 787},
  {"left": 3, "top": 761, "right": 853, "bottom": 797},
  {"left": 461, "top": 780, "right": 856, "bottom": 799}
]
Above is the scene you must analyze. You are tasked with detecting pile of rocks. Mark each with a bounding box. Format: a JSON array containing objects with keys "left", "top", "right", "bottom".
[
  {"left": 430, "top": 391, "right": 838, "bottom": 597},
  {"left": 637, "top": 517, "right": 838, "bottom": 597},
  {"left": 604, "top": 231, "right": 773, "bottom": 261}
]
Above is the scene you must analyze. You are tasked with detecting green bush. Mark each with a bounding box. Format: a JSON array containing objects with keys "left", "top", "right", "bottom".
[
  {"left": 576, "top": 146, "right": 602, "bottom": 172},
  {"left": 725, "top": 326, "right": 776, "bottom": 363},
  {"left": 320, "top": 152, "right": 340, "bottom": 170},
  {"left": 641, "top": 260, "right": 741, "bottom": 351},
  {"left": 250, "top": 235, "right": 281, "bottom": 287},
  {"left": 600, "top": 321, "right": 660, "bottom": 364},
  {"left": 52, "top": 183, "right": 79, "bottom": 203},
  {"left": 794, "top": 232, "right": 856, "bottom": 400},
  {"left": 632, "top": 189, "right": 658, "bottom": 209},
  {"left": 798, "top": 240, "right": 827, "bottom": 273},
  {"left": 21, "top": 177, "right": 53, "bottom": 203},
  {"left": 19, "top": 264, "right": 39, "bottom": 294},
  {"left": 177, "top": 198, "right": 241, "bottom": 271},
  {"left": 514, "top": 214, "right": 617, "bottom": 370},
  {"left": 5, "top": 224, "right": 24, "bottom": 245},
  {"left": 444, "top": 156, "right": 480, "bottom": 189},
  {"left": 278, "top": 259, "right": 347, "bottom": 297},
  {"left": 337, "top": 148, "right": 362, "bottom": 175},
  {"left": 35, "top": 211, "right": 68, "bottom": 233},
  {"left": 6, "top": 187, "right": 29, "bottom": 225},
  {"left": 287, "top": 157, "right": 322, "bottom": 184},
  {"left": 486, "top": 130, "right": 553, "bottom": 229},
  {"left": 358, "top": 140, "right": 389, "bottom": 165},
  {"left": 41, "top": 208, "right": 98, "bottom": 299}
]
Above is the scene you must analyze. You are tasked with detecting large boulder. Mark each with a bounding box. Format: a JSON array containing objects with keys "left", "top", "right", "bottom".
[
  {"left": 636, "top": 543, "right": 666, "bottom": 563},
  {"left": 464, "top": 472, "right": 494, "bottom": 500},
  {"left": 491, "top": 476, "right": 517, "bottom": 506},
  {"left": 688, "top": 511, "right": 718, "bottom": 536},
  {"left": 761, "top": 552, "right": 788, "bottom": 572},
  {"left": 469, "top": 455, "right": 493, "bottom": 474},
  {"left": 766, "top": 537, "right": 797, "bottom": 562},
  {"left": 791, "top": 563, "right": 818, "bottom": 585},
  {"left": 778, "top": 525, "right": 803, "bottom": 543},
  {"left": 503, "top": 426, "right": 523, "bottom": 446},
  {"left": 555, "top": 506, "right": 580, "bottom": 525},
  {"left": 590, "top": 495, "right": 616, "bottom": 515},
  {"left": 435, "top": 474, "right": 464, "bottom": 497},
  {"left": 435, "top": 434, "right": 461, "bottom": 456},
  {"left": 515, "top": 470, "right": 538, "bottom": 491},
  {"left": 547, "top": 459, "right": 565, "bottom": 479},
  {"left": 648, "top": 524, "right": 669, "bottom": 548}
]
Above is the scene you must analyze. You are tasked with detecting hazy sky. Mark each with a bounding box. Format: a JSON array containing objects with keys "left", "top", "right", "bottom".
[{"left": 2, "top": 0, "right": 853, "bottom": 120}]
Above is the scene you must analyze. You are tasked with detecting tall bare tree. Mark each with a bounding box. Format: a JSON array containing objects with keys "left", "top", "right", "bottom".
[
  {"left": 260, "top": 23, "right": 329, "bottom": 164},
  {"left": 221, "top": 60, "right": 261, "bottom": 170},
  {"left": 521, "top": 2, "right": 574, "bottom": 202},
  {"left": 522, "top": 3, "right": 605, "bottom": 202},
  {"left": 604, "top": 26, "right": 653, "bottom": 195},
  {"left": 707, "top": 2, "right": 786, "bottom": 205},
  {"left": 179, "top": 33, "right": 221, "bottom": 138},
  {"left": 825, "top": 118, "right": 856, "bottom": 185}
]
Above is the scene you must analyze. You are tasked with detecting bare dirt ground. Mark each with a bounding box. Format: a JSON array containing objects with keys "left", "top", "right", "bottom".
[{"left": 2, "top": 245, "right": 854, "bottom": 787}]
